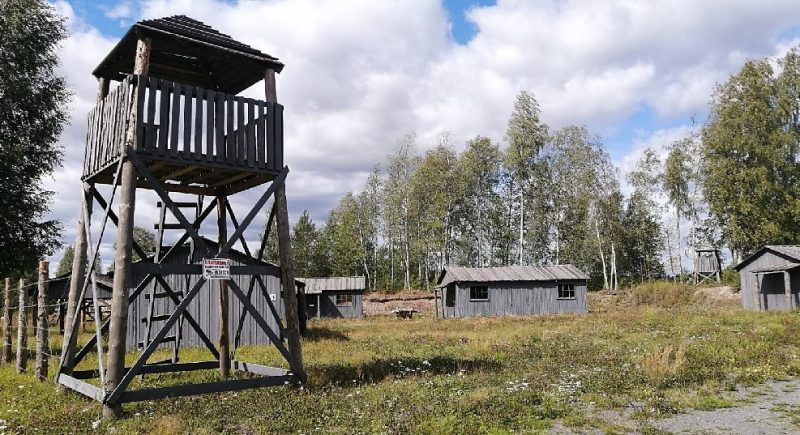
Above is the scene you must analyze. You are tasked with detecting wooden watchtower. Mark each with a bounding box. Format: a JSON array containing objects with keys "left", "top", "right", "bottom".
[
  {"left": 693, "top": 245, "right": 722, "bottom": 284},
  {"left": 56, "top": 16, "right": 304, "bottom": 418}
]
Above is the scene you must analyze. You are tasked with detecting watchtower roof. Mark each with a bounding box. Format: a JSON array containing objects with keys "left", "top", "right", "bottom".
[{"left": 93, "top": 15, "right": 284, "bottom": 94}]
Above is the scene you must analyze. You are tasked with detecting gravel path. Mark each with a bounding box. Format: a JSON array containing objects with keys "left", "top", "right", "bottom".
[{"left": 653, "top": 379, "right": 800, "bottom": 434}]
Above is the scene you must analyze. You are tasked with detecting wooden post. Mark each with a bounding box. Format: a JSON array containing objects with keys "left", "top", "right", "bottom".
[
  {"left": 317, "top": 294, "right": 320, "bottom": 320},
  {"left": 275, "top": 185, "right": 304, "bottom": 378},
  {"left": 434, "top": 289, "right": 439, "bottom": 319},
  {"left": 785, "top": 271, "right": 793, "bottom": 310},
  {"left": 266, "top": 67, "right": 304, "bottom": 379},
  {"left": 16, "top": 279, "right": 27, "bottom": 373},
  {"left": 104, "top": 36, "right": 150, "bottom": 419},
  {"left": 754, "top": 273, "right": 762, "bottom": 311},
  {"left": 217, "top": 194, "right": 230, "bottom": 378},
  {"left": 35, "top": 261, "right": 49, "bottom": 381},
  {"left": 60, "top": 77, "right": 107, "bottom": 379},
  {"left": 264, "top": 69, "right": 277, "bottom": 103},
  {"left": 2, "top": 278, "right": 11, "bottom": 364}
]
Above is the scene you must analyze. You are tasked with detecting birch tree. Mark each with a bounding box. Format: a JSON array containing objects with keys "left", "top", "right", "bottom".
[{"left": 504, "top": 91, "right": 548, "bottom": 265}]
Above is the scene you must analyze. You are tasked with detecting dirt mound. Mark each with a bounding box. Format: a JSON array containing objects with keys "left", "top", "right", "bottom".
[
  {"left": 364, "top": 291, "right": 436, "bottom": 316},
  {"left": 588, "top": 284, "right": 741, "bottom": 312}
]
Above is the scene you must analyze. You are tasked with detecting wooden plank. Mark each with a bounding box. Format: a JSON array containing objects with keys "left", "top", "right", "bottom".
[
  {"left": 57, "top": 374, "right": 105, "bottom": 402},
  {"left": 206, "top": 90, "right": 215, "bottom": 162},
  {"left": 184, "top": 83, "right": 193, "bottom": 157},
  {"left": 237, "top": 97, "right": 246, "bottom": 166},
  {"left": 219, "top": 169, "right": 287, "bottom": 256},
  {"left": 215, "top": 91, "right": 225, "bottom": 162},
  {"left": 158, "top": 78, "right": 170, "bottom": 155},
  {"left": 266, "top": 103, "right": 275, "bottom": 171},
  {"left": 118, "top": 375, "right": 294, "bottom": 403},
  {"left": 246, "top": 100, "right": 256, "bottom": 168},
  {"left": 256, "top": 103, "right": 266, "bottom": 169},
  {"left": 226, "top": 280, "right": 297, "bottom": 372},
  {"left": 226, "top": 94, "right": 236, "bottom": 164},
  {"left": 146, "top": 78, "right": 158, "bottom": 152},
  {"left": 275, "top": 104, "right": 284, "bottom": 169},
  {"left": 232, "top": 361, "right": 290, "bottom": 377},
  {"left": 170, "top": 81, "right": 181, "bottom": 157},
  {"left": 106, "top": 277, "right": 208, "bottom": 405},
  {"left": 785, "top": 271, "right": 793, "bottom": 310},
  {"left": 194, "top": 86, "right": 204, "bottom": 160}
]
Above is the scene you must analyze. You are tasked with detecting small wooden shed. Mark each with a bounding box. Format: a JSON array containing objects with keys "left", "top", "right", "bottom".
[
  {"left": 436, "top": 265, "right": 588, "bottom": 318},
  {"left": 298, "top": 277, "right": 365, "bottom": 319},
  {"left": 735, "top": 245, "right": 800, "bottom": 311}
]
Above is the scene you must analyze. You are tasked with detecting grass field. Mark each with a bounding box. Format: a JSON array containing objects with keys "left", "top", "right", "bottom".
[{"left": 1, "top": 284, "right": 799, "bottom": 434}]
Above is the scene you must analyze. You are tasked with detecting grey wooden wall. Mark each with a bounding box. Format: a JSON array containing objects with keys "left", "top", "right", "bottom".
[
  {"left": 739, "top": 252, "right": 799, "bottom": 311},
  {"left": 126, "top": 248, "right": 285, "bottom": 351},
  {"left": 438, "top": 281, "right": 587, "bottom": 318},
  {"left": 319, "top": 292, "right": 363, "bottom": 318}
]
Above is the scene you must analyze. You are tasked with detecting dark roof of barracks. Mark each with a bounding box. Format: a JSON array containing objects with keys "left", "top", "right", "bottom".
[
  {"left": 93, "top": 15, "right": 284, "bottom": 94},
  {"left": 436, "top": 265, "right": 589, "bottom": 288},
  {"left": 734, "top": 245, "right": 800, "bottom": 271}
]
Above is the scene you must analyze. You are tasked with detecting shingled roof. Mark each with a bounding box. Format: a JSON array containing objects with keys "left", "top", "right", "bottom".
[
  {"left": 94, "top": 15, "right": 284, "bottom": 94},
  {"left": 436, "top": 265, "right": 588, "bottom": 288}
]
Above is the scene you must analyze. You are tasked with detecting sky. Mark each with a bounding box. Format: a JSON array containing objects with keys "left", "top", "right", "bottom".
[{"left": 42, "top": 0, "right": 800, "bottom": 273}]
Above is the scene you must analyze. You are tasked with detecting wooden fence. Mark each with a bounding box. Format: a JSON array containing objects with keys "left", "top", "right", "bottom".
[{"left": 1, "top": 262, "right": 58, "bottom": 381}]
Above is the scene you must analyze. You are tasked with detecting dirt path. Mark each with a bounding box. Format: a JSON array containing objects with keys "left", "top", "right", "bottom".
[{"left": 652, "top": 379, "right": 800, "bottom": 434}]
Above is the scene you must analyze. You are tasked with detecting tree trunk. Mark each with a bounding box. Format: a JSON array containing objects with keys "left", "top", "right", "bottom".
[
  {"left": 594, "top": 218, "right": 608, "bottom": 289},
  {"left": 519, "top": 189, "right": 524, "bottom": 265}
]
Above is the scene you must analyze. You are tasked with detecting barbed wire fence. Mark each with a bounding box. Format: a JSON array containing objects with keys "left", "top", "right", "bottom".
[{"left": 0, "top": 262, "right": 106, "bottom": 382}]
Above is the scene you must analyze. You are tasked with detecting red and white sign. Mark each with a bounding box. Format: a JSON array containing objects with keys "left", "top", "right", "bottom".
[{"left": 202, "top": 258, "right": 230, "bottom": 280}]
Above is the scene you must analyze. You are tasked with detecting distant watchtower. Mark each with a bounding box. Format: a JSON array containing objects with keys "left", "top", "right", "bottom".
[
  {"left": 56, "top": 16, "right": 304, "bottom": 418},
  {"left": 693, "top": 245, "right": 722, "bottom": 284}
]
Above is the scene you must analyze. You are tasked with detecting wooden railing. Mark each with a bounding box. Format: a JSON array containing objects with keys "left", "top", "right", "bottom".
[
  {"left": 83, "top": 75, "right": 134, "bottom": 177},
  {"left": 82, "top": 75, "right": 283, "bottom": 178}
]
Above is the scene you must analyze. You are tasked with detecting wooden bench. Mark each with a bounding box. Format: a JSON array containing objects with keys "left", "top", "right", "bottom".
[{"left": 393, "top": 309, "right": 418, "bottom": 319}]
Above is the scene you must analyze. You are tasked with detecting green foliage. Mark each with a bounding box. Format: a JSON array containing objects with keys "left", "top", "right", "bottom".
[
  {"left": 0, "top": 0, "right": 70, "bottom": 276},
  {"left": 702, "top": 49, "right": 800, "bottom": 257},
  {"left": 6, "top": 306, "right": 800, "bottom": 433},
  {"left": 325, "top": 193, "right": 365, "bottom": 276},
  {"left": 721, "top": 267, "right": 740, "bottom": 290},
  {"left": 291, "top": 210, "right": 319, "bottom": 277},
  {"left": 55, "top": 245, "right": 74, "bottom": 276}
]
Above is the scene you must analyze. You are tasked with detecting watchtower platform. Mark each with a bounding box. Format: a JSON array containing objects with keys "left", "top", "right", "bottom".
[{"left": 83, "top": 74, "right": 283, "bottom": 195}]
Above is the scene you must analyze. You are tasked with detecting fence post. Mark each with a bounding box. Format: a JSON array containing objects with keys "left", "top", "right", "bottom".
[
  {"left": 2, "top": 278, "right": 11, "bottom": 363},
  {"left": 35, "top": 261, "right": 49, "bottom": 381},
  {"left": 16, "top": 278, "right": 28, "bottom": 373}
]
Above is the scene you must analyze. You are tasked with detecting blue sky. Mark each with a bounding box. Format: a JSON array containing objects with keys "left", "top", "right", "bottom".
[{"left": 47, "top": 0, "right": 800, "bottom": 270}]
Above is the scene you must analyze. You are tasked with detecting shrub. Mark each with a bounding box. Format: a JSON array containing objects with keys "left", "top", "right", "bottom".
[{"left": 628, "top": 281, "right": 697, "bottom": 308}]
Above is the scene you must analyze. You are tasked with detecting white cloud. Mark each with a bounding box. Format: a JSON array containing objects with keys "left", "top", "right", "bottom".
[{"left": 44, "top": 0, "right": 800, "bottom": 272}]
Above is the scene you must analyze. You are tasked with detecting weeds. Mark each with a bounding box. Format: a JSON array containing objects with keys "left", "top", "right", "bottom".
[{"left": 1, "top": 282, "right": 797, "bottom": 434}]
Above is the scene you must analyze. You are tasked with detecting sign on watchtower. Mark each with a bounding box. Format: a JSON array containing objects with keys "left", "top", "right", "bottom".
[{"left": 56, "top": 15, "right": 305, "bottom": 419}]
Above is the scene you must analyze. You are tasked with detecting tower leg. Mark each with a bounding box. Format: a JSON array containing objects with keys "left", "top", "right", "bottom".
[
  {"left": 275, "top": 184, "right": 304, "bottom": 379},
  {"left": 217, "top": 194, "right": 230, "bottom": 378},
  {"left": 104, "top": 36, "right": 150, "bottom": 419},
  {"left": 57, "top": 183, "right": 90, "bottom": 381}
]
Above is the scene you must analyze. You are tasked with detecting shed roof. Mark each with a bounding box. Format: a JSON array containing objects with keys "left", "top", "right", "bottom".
[
  {"left": 41, "top": 272, "right": 113, "bottom": 300},
  {"left": 734, "top": 245, "right": 800, "bottom": 271},
  {"left": 436, "top": 265, "right": 589, "bottom": 288},
  {"left": 297, "top": 277, "right": 366, "bottom": 295},
  {"left": 750, "top": 261, "right": 800, "bottom": 274},
  {"left": 94, "top": 15, "right": 284, "bottom": 94}
]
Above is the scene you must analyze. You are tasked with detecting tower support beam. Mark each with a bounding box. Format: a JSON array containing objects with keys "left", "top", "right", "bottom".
[{"left": 104, "top": 36, "right": 151, "bottom": 419}]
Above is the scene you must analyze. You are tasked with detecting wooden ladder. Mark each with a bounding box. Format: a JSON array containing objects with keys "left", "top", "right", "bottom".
[{"left": 140, "top": 197, "right": 204, "bottom": 363}]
